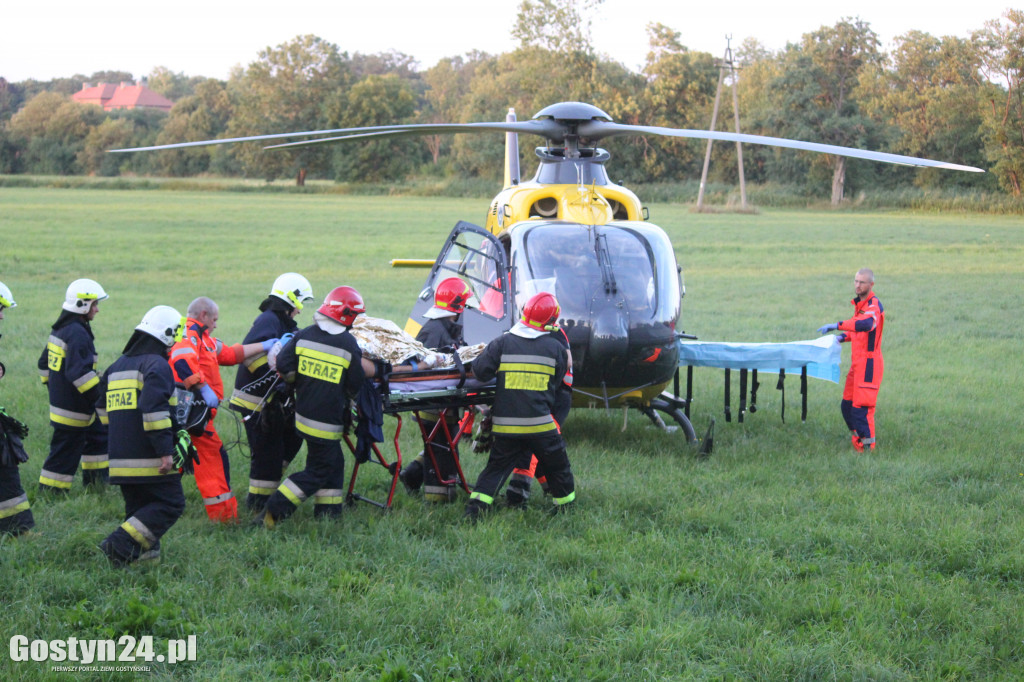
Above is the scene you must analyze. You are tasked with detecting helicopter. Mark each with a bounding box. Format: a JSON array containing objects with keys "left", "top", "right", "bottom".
[{"left": 112, "top": 101, "right": 983, "bottom": 441}]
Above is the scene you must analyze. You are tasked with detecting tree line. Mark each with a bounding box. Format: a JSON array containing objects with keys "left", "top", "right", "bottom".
[{"left": 1, "top": 2, "right": 1022, "bottom": 201}]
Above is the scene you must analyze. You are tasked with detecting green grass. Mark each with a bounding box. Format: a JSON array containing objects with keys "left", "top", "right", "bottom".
[{"left": 1, "top": 187, "right": 1023, "bottom": 680}]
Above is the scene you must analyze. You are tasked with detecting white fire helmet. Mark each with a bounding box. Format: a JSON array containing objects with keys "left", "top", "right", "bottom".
[
  {"left": 63, "top": 278, "right": 108, "bottom": 313},
  {"left": 270, "top": 273, "right": 314, "bottom": 311},
  {"left": 135, "top": 305, "right": 185, "bottom": 347},
  {"left": 0, "top": 281, "right": 15, "bottom": 309}
]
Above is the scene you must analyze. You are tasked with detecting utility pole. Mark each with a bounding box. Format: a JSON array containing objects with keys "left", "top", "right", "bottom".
[{"left": 696, "top": 36, "right": 747, "bottom": 211}]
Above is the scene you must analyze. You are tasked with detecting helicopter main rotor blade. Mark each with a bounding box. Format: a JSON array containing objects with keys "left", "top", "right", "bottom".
[
  {"left": 108, "top": 120, "right": 564, "bottom": 153},
  {"left": 578, "top": 121, "right": 985, "bottom": 173}
]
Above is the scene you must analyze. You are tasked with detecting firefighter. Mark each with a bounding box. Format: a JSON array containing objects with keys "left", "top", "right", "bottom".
[
  {"left": 504, "top": 324, "right": 573, "bottom": 507},
  {"left": 37, "top": 278, "right": 109, "bottom": 494},
  {"left": 229, "top": 273, "right": 314, "bottom": 513},
  {"left": 818, "top": 268, "right": 885, "bottom": 451},
  {"left": 0, "top": 282, "right": 34, "bottom": 535},
  {"left": 399, "top": 277, "right": 477, "bottom": 502},
  {"left": 262, "top": 286, "right": 375, "bottom": 527},
  {"left": 464, "top": 292, "right": 576, "bottom": 521},
  {"left": 98, "top": 306, "right": 188, "bottom": 566},
  {"left": 169, "top": 297, "right": 278, "bottom": 522}
]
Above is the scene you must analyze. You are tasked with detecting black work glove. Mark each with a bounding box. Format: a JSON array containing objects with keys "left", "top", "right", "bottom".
[{"left": 0, "top": 406, "right": 29, "bottom": 439}]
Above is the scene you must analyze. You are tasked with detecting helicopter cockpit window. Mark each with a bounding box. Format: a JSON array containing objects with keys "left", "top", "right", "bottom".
[{"left": 430, "top": 229, "right": 506, "bottom": 320}]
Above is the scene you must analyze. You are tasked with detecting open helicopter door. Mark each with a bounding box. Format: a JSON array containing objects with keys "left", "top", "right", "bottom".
[{"left": 403, "top": 221, "right": 513, "bottom": 345}]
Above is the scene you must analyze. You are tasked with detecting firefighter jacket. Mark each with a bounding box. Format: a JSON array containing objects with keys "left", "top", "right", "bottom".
[
  {"left": 96, "top": 335, "right": 179, "bottom": 485},
  {"left": 472, "top": 330, "right": 568, "bottom": 438},
  {"left": 837, "top": 291, "right": 885, "bottom": 387},
  {"left": 415, "top": 317, "right": 464, "bottom": 350},
  {"left": 230, "top": 308, "right": 298, "bottom": 415},
  {"left": 275, "top": 324, "right": 365, "bottom": 442},
  {"left": 169, "top": 318, "right": 246, "bottom": 400},
  {"left": 37, "top": 312, "right": 100, "bottom": 428}
]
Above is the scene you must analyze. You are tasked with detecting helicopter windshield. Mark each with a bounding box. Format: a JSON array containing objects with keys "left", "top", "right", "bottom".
[{"left": 512, "top": 222, "right": 680, "bottom": 325}]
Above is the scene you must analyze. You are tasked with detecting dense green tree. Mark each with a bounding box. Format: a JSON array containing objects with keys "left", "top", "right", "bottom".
[
  {"left": 146, "top": 66, "right": 207, "bottom": 100},
  {"left": 153, "top": 79, "right": 233, "bottom": 176},
  {"left": 226, "top": 34, "right": 351, "bottom": 182},
  {"left": 857, "top": 31, "right": 990, "bottom": 189},
  {"left": 734, "top": 40, "right": 787, "bottom": 185},
  {"left": 333, "top": 73, "right": 420, "bottom": 182},
  {"left": 746, "top": 19, "right": 883, "bottom": 204},
  {"left": 628, "top": 23, "right": 717, "bottom": 183},
  {"left": 7, "top": 92, "right": 100, "bottom": 174},
  {"left": 512, "top": 0, "right": 604, "bottom": 54},
  {"left": 78, "top": 118, "right": 134, "bottom": 176},
  {"left": 0, "top": 78, "right": 26, "bottom": 121},
  {"left": 420, "top": 54, "right": 487, "bottom": 167},
  {"left": 975, "top": 9, "right": 1024, "bottom": 197}
]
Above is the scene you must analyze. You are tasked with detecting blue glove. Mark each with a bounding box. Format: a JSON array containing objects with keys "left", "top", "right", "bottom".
[
  {"left": 817, "top": 323, "right": 839, "bottom": 335},
  {"left": 261, "top": 338, "right": 279, "bottom": 353},
  {"left": 280, "top": 333, "right": 294, "bottom": 347},
  {"left": 199, "top": 383, "right": 219, "bottom": 409}
]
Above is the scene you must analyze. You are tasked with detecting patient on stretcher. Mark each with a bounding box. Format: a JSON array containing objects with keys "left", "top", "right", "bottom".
[{"left": 349, "top": 316, "right": 485, "bottom": 374}]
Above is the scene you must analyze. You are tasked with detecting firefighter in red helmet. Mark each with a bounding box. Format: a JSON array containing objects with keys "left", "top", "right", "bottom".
[
  {"left": 399, "top": 277, "right": 478, "bottom": 502},
  {"left": 818, "top": 268, "right": 885, "bottom": 451},
  {"left": 262, "top": 286, "right": 376, "bottom": 527},
  {"left": 465, "top": 292, "right": 576, "bottom": 521}
]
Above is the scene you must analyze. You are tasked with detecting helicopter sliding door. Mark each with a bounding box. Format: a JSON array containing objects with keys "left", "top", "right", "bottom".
[{"left": 405, "top": 221, "right": 512, "bottom": 345}]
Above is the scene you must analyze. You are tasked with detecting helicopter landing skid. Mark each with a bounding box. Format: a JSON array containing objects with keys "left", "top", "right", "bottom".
[{"left": 640, "top": 397, "right": 697, "bottom": 445}]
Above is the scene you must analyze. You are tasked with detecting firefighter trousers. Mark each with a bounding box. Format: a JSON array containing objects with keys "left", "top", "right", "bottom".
[
  {"left": 420, "top": 411, "right": 461, "bottom": 502},
  {"left": 266, "top": 437, "right": 345, "bottom": 522},
  {"left": 0, "top": 462, "right": 33, "bottom": 535},
  {"left": 39, "top": 421, "right": 108, "bottom": 492},
  {"left": 101, "top": 479, "right": 185, "bottom": 565},
  {"left": 245, "top": 417, "right": 302, "bottom": 512},
  {"left": 470, "top": 433, "right": 574, "bottom": 508}
]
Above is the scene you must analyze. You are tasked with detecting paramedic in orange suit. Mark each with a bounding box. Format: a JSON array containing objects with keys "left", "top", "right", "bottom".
[
  {"left": 817, "top": 268, "right": 885, "bottom": 451},
  {"left": 169, "top": 297, "right": 277, "bottom": 522}
]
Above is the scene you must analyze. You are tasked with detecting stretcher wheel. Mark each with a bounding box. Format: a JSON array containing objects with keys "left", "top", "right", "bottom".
[{"left": 644, "top": 398, "right": 698, "bottom": 444}]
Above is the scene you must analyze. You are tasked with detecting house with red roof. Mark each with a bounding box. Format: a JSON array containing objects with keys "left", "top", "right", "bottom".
[{"left": 72, "top": 81, "right": 173, "bottom": 113}]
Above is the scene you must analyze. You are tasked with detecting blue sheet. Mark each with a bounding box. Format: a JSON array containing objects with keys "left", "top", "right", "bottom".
[{"left": 677, "top": 337, "right": 841, "bottom": 383}]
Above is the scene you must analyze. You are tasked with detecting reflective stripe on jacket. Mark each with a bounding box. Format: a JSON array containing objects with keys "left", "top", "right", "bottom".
[
  {"left": 472, "top": 331, "right": 567, "bottom": 438},
  {"left": 37, "top": 316, "right": 100, "bottom": 428},
  {"left": 99, "top": 350, "right": 179, "bottom": 484}
]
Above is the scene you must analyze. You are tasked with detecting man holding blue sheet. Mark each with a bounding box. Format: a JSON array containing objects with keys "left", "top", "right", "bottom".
[{"left": 818, "top": 268, "right": 885, "bottom": 451}]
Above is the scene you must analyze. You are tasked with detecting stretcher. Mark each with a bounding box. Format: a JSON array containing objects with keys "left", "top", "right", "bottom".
[
  {"left": 675, "top": 337, "right": 841, "bottom": 423},
  {"left": 343, "top": 367, "right": 496, "bottom": 510}
]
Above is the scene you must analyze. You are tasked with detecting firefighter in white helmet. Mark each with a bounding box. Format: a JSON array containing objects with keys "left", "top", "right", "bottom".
[
  {"left": 98, "top": 305, "right": 189, "bottom": 566},
  {"left": 37, "top": 278, "right": 109, "bottom": 494}
]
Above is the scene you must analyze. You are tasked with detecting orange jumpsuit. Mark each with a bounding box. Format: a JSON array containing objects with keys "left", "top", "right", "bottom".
[
  {"left": 837, "top": 291, "right": 884, "bottom": 450},
  {"left": 169, "top": 319, "right": 247, "bottom": 521}
]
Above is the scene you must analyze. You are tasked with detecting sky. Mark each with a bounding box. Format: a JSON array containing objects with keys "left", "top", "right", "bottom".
[{"left": 2, "top": 0, "right": 1015, "bottom": 83}]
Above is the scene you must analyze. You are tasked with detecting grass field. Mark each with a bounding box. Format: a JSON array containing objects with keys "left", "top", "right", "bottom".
[{"left": 1, "top": 187, "right": 1022, "bottom": 680}]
